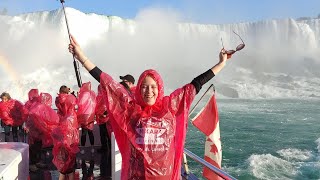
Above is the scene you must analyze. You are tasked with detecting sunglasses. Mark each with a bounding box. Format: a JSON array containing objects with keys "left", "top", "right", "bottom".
[{"left": 221, "top": 31, "right": 245, "bottom": 55}]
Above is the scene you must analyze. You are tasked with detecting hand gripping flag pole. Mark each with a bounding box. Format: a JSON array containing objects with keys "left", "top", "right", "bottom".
[{"left": 59, "top": 0, "right": 82, "bottom": 88}]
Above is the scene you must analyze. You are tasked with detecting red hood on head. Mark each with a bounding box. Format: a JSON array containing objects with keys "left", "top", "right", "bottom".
[
  {"left": 40, "top": 93, "right": 52, "bottom": 106},
  {"left": 55, "top": 94, "right": 77, "bottom": 116},
  {"left": 135, "top": 69, "right": 164, "bottom": 108},
  {"left": 28, "top": 89, "right": 40, "bottom": 102}
]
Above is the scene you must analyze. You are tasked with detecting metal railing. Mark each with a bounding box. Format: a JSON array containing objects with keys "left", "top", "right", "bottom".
[{"left": 183, "top": 148, "right": 237, "bottom": 180}]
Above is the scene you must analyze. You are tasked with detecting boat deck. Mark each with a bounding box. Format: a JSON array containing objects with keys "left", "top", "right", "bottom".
[
  {"left": 0, "top": 128, "right": 112, "bottom": 180},
  {"left": 0, "top": 131, "right": 199, "bottom": 180}
]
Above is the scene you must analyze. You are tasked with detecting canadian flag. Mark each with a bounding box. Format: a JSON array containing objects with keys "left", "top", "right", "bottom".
[{"left": 192, "top": 87, "right": 224, "bottom": 180}]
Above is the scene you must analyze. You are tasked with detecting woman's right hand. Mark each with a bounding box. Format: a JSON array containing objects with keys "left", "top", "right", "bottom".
[
  {"left": 68, "top": 35, "right": 87, "bottom": 63},
  {"left": 211, "top": 49, "right": 230, "bottom": 75},
  {"left": 68, "top": 35, "right": 96, "bottom": 71},
  {"left": 219, "top": 49, "right": 228, "bottom": 64}
]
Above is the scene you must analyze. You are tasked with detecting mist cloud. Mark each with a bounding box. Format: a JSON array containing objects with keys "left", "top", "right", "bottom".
[{"left": 0, "top": 7, "right": 319, "bottom": 101}]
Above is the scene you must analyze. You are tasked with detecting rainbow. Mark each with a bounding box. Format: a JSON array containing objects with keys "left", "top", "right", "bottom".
[{"left": 0, "top": 53, "right": 24, "bottom": 98}]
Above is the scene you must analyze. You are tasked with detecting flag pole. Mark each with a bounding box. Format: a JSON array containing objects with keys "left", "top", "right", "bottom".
[
  {"left": 183, "top": 84, "right": 215, "bottom": 175},
  {"left": 59, "top": 0, "right": 82, "bottom": 88},
  {"left": 189, "top": 84, "right": 214, "bottom": 116}
]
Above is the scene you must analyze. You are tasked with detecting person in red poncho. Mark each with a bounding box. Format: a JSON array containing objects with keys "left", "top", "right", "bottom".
[
  {"left": 0, "top": 92, "right": 25, "bottom": 142},
  {"left": 77, "top": 82, "right": 97, "bottom": 154},
  {"left": 25, "top": 89, "right": 58, "bottom": 172},
  {"left": 120, "top": 74, "right": 136, "bottom": 95},
  {"left": 24, "top": 89, "right": 44, "bottom": 172},
  {"left": 95, "top": 84, "right": 110, "bottom": 153},
  {"left": 52, "top": 93, "right": 80, "bottom": 180},
  {"left": 68, "top": 35, "right": 231, "bottom": 179}
]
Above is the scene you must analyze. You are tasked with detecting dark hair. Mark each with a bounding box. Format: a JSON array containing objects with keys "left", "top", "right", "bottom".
[
  {"left": 120, "top": 81, "right": 131, "bottom": 92},
  {"left": 119, "top": 74, "right": 135, "bottom": 84},
  {"left": 0, "top": 92, "right": 11, "bottom": 100},
  {"left": 59, "top": 85, "right": 70, "bottom": 94}
]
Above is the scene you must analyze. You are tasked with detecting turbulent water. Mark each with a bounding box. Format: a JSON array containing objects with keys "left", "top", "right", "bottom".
[{"left": 186, "top": 98, "right": 320, "bottom": 180}]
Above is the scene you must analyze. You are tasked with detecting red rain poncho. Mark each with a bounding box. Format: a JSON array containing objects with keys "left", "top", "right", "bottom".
[
  {"left": 130, "top": 86, "right": 136, "bottom": 96},
  {"left": 95, "top": 84, "right": 109, "bottom": 125},
  {"left": 52, "top": 94, "right": 79, "bottom": 173},
  {"left": 99, "top": 69, "right": 196, "bottom": 180},
  {"left": 24, "top": 89, "right": 40, "bottom": 111},
  {"left": 24, "top": 89, "right": 42, "bottom": 144},
  {"left": 97, "top": 85, "right": 128, "bottom": 165},
  {"left": 28, "top": 92, "right": 59, "bottom": 147},
  {"left": 77, "top": 82, "right": 97, "bottom": 130},
  {"left": 0, "top": 99, "right": 26, "bottom": 126}
]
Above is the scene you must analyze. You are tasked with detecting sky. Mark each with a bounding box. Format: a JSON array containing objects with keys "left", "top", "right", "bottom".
[{"left": 0, "top": 0, "right": 319, "bottom": 24}]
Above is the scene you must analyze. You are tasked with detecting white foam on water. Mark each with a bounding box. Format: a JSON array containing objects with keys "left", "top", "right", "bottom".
[
  {"left": 248, "top": 154, "right": 297, "bottom": 180},
  {"left": 277, "top": 148, "right": 313, "bottom": 161}
]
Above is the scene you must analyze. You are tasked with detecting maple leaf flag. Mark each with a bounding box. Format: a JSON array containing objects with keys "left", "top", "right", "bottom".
[{"left": 191, "top": 87, "right": 224, "bottom": 180}]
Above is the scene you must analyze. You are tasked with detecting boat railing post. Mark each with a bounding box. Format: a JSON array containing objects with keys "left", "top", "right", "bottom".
[{"left": 182, "top": 153, "right": 190, "bottom": 175}]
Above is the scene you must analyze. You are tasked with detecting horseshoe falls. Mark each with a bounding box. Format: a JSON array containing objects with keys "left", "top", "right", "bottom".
[
  {"left": 0, "top": 7, "right": 319, "bottom": 100},
  {"left": 0, "top": 8, "right": 320, "bottom": 180}
]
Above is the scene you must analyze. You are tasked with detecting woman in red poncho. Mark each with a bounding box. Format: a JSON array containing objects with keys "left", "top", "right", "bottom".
[
  {"left": 25, "top": 89, "right": 59, "bottom": 172},
  {"left": 0, "top": 92, "right": 26, "bottom": 142},
  {"left": 95, "top": 84, "right": 111, "bottom": 153},
  {"left": 52, "top": 93, "right": 80, "bottom": 180},
  {"left": 68, "top": 35, "right": 230, "bottom": 180},
  {"left": 77, "top": 82, "right": 96, "bottom": 154},
  {"left": 24, "top": 89, "right": 44, "bottom": 172}
]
